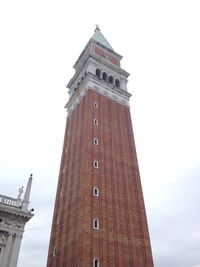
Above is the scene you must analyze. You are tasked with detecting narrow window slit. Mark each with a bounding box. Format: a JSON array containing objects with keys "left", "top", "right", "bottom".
[
  {"left": 94, "top": 102, "right": 98, "bottom": 108},
  {"left": 94, "top": 119, "right": 98, "bottom": 125},
  {"left": 93, "top": 138, "right": 98, "bottom": 145},
  {"left": 93, "top": 160, "right": 99, "bottom": 168},
  {"left": 93, "top": 258, "right": 100, "bottom": 267},
  {"left": 93, "top": 218, "right": 99, "bottom": 230},
  {"left": 93, "top": 187, "right": 99, "bottom": 196},
  {"left": 53, "top": 247, "right": 57, "bottom": 258}
]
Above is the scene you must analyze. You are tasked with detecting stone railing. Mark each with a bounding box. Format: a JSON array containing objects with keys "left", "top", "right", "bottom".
[{"left": 0, "top": 195, "right": 21, "bottom": 208}]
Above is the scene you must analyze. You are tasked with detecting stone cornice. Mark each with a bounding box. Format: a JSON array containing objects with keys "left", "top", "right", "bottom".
[
  {"left": 65, "top": 73, "right": 131, "bottom": 115},
  {"left": 0, "top": 204, "right": 33, "bottom": 220}
]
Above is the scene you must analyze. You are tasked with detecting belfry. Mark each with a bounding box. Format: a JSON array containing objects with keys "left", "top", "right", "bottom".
[{"left": 47, "top": 27, "right": 154, "bottom": 267}]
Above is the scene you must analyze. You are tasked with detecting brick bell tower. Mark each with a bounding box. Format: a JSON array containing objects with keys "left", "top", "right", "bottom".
[{"left": 47, "top": 26, "right": 154, "bottom": 267}]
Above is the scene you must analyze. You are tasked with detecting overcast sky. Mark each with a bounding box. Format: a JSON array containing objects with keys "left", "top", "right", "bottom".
[{"left": 0, "top": 0, "right": 200, "bottom": 266}]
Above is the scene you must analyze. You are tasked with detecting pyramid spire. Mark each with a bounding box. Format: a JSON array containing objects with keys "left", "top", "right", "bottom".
[{"left": 91, "top": 25, "right": 114, "bottom": 51}]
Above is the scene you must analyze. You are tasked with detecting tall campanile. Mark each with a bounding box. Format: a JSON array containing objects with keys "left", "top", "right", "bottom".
[{"left": 47, "top": 26, "right": 154, "bottom": 267}]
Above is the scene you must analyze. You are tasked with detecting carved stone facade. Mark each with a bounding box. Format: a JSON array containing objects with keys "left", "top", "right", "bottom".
[{"left": 0, "top": 175, "right": 33, "bottom": 267}]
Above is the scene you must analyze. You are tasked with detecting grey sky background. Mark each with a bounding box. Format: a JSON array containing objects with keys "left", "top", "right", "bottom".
[{"left": 0, "top": 0, "right": 200, "bottom": 266}]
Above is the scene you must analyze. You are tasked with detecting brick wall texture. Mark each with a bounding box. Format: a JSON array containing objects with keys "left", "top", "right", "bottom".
[{"left": 47, "top": 89, "right": 154, "bottom": 267}]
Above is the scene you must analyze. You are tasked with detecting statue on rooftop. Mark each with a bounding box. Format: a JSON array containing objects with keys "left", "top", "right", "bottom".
[{"left": 17, "top": 186, "right": 24, "bottom": 200}]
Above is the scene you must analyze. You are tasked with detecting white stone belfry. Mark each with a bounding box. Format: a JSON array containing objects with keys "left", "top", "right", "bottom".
[
  {"left": 0, "top": 174, "right": 34, "bottom": 267},
  {"left": 65, "top": 27, "right": 130, "bottom": 116}
]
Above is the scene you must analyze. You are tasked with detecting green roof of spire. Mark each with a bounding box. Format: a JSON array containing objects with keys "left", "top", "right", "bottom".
[{"left": 91, "top": 25, "right": 114, "bottom": 51}]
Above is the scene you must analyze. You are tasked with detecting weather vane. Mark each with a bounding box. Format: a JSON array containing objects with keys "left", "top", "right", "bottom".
[{"left": 95, "top": 24, "right": 100, "bottom": 31}]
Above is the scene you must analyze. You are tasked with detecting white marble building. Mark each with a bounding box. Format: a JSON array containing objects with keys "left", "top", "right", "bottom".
[{"left": 0, "top": 174, "right": 34, "bottom": 267}]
